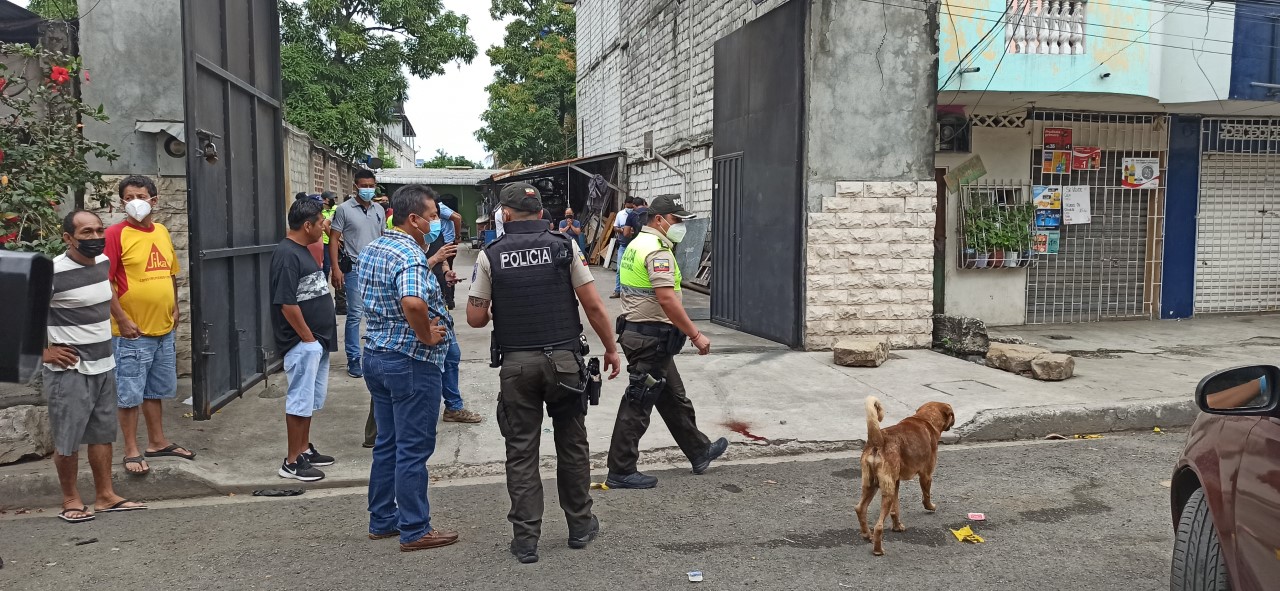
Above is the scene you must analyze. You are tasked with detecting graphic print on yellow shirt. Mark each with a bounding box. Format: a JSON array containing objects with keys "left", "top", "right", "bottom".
[{"left": 105, "top": 221, "right": 180, "bottom": 337}]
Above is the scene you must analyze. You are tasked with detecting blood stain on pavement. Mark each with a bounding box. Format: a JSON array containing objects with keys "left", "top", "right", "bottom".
[{"left": 722, "top": 419, "right": 767, "bottom": 442}]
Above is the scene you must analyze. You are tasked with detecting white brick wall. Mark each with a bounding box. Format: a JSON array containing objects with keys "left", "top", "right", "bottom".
[
  {"left": 575, "top": 0, "right": 624, "bottom": 156},
  {"left": 805, "top": 181, "right": 937, "bottom": 350}
]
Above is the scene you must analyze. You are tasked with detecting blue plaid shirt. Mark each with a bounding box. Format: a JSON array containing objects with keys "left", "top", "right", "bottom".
[{"left": 357, "top": 230, "right": 455, "bottom": 367}]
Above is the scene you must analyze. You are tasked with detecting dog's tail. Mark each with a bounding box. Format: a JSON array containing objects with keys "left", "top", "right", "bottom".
[{"left": 865, "top": 396, "right": 885, "bottom": 448}]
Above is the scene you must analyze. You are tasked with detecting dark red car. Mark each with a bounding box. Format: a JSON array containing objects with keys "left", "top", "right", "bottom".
[{"left": 1170, "top": 365, "right": 1280, "bottom": 591}]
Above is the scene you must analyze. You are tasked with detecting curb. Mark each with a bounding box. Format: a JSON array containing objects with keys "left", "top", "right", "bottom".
[{"left": 0, "top": 399, "right": 1199, "bottom": 510}]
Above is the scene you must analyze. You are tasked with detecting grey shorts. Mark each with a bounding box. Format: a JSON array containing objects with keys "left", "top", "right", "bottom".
[{"left": 43, "top": 368, "right": 119, "bottom": 456}]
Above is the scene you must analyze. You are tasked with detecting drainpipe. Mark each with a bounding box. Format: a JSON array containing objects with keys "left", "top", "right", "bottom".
[{"left": 653, "top": 151, "right": 689, "bottom": 201}]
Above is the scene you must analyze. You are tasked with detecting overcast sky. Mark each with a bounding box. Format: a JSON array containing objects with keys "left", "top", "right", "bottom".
[{"left": 17, "top": 0, "right": 508, "bottom": 164}]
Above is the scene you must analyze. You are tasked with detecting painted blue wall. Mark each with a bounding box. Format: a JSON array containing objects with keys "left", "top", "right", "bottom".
[
  {"left": 1161, "top": 115, "right": 1201, "bottom": 319},
  {"left": 1229, "top": 2, "right": 1279, "bottom": 100}
]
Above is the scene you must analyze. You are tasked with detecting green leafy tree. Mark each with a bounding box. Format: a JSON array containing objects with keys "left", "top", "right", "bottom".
[
  {"left": 476, "top": 0, "right": 576, "bottom": 167},
  {"left": 0, "top": 43, "right": 118, "bottom": 255},
  {"left": 376, "top": 143, "right": 398, "bottom": 169},
  {"left": 419, "top": 149, "right": 480, "bottom": 169},
  {"left": 280, "top": 0, "right": 477, "bottom": 160},
  {"left": 27, "top": 0, "right": 77, "bottom": 19}
]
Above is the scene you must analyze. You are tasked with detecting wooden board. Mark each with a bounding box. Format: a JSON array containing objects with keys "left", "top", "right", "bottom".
[{"left": 589, "top": 211, "right": 617, "bottom": 265}]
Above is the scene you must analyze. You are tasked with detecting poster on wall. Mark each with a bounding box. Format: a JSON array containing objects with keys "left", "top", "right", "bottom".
[
  {"left": 1041, "top": 150, "right": 1071, "bottom": 174},
  {"left": 1072, "top": 147, "right": 1102, "bottom": 171},
  {"left": 1043, "top": 127, "right": 1073, "bottom": 151},
  {"left": 1121, "top": 157, "right": 1161, "bottom": 189},
  {"left": 1032, "top": 185, "right": 1062, "bottom": 209},
  {"left": 944, "top": 154, "right": 987, "bottom": 194},
  {"left": 1034, "top": 230, "right": 1061, "bottom": 255},
  {"left": 1062, "top": 185, "right": 1092, "bottom": 224},
  {"left": 1035, "top": 209, "right": 1063, "bottom": 228}
]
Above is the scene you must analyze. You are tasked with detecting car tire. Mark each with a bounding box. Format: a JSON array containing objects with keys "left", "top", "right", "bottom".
[{"left": 1171, "top": 488, "right": 1231, "bottom": 591}]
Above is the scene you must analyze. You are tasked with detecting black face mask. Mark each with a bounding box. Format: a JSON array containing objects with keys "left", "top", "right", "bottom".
[{"left": 75, "top": 237, "right": 106, "bottom": 258}]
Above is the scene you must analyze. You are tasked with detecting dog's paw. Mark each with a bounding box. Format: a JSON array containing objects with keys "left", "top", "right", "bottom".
[
  {"left": 924, "top": 503, "right": 937, "bottom": 512},
  {"left": 873, "top": 548, "right": 885, "bottom": 557},
  {"left": 859, "top": 532, "right": 871, "bottom": 541},
  {"left": 892, "top": 524, "right": 906, "bottom": 532}
]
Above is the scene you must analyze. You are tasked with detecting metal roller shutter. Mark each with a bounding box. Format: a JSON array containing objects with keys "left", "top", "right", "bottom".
[{"left": 1194, "top": 153, "right": 1280, "bottom": 313}]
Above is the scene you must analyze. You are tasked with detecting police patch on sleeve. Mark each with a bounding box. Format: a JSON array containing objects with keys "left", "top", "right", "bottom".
[
  {"left": 471, "top": 262, "right": 478, "bottom": 282},
  {"left": 652, "top": 258, "right": 672, "bottom": 273}
]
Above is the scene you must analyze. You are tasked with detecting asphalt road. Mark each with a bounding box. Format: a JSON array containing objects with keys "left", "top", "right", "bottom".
[{"left": 0, "top": 433, "right": 1182, "bottom": 591}]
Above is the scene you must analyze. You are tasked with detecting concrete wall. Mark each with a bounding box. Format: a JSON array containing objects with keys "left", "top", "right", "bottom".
[
  {"left": 936, "top": 125, "right": 1032, "bottom": 326},
  {"left": 575, "top": 0, "right": 624, "bottom": 155},
  {"left": 78, "top": 0, "right": 184, "bottom": 174}
]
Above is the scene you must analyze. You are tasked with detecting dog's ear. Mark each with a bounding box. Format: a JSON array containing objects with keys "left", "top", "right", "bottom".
[{"left": 943, "top": 406, "right": 955, "bottom": 431}]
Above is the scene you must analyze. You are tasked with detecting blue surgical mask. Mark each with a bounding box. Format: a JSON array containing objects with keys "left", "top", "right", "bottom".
[
  {"left": 357, "top": 188, "right": 376, "bottom": 201},
  {"left": 426, "top": 219, "right": 442, "bottom": 244}
]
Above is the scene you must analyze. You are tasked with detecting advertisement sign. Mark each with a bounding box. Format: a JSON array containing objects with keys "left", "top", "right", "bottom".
[
  {"left": 1035, "top": 209, "right": 1063, "bottom": 229},
  {"left": 1072, "top": 147, "right": 1101, "bottom": 171},
  {"left": 1043, "top": 128, "right": 1073, "bottom": 151},
  {"left": 1121, "top": 157, "right": 1161, "bottom": 189},
  {"left": 1033, "top": 230, "right": 1061, "bottom": 255},
  {"left": 1032, "top": 185, "right": 1062, "bottom": 209},
  {"left": 1041, "top": 150, "right": 1071, "bottom": 174},
  {"left": 944, "top": 154, "right": 987, "bottom": 194},
  {"left": 1062, "top": 186, "right": 1091, "bottom": 225}
]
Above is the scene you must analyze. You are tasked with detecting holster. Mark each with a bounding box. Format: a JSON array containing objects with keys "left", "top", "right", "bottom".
[
  {"left": 338, "top": 253, "right": 354, "bottom": 274},
  {"left": 586, "top": 358, "right": 602, "bottom": 406},
  {"left": 624, "top": 370, "right": 666, "bottom": 411},
  {"left": 489, "top": 332, "right": 502, "bottom": 368},
  {"left": 548, "top": 349, "right": 591, "bottom": 420}
]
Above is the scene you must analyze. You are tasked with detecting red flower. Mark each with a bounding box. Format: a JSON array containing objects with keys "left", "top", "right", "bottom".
[
  {"left": 0, "top": 78, "right": 7, "bottom": 92},
  {"left": 82, "top": 69, "right": 90, "bottom": 83},
  {"left": 49, "top": 66, "right": 70, "bottom": 86}
]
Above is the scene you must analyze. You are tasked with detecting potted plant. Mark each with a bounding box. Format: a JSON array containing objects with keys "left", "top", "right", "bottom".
[
  {"left": 962, "top": 207, "right": 990, "bottom": 268},
  {"left": 1004, "top": 204, "right": 1035, "bottom": 268}
]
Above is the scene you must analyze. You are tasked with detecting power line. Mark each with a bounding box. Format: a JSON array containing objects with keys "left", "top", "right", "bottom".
[{"left": 1052, "top": 0, "right": 1190, "bottom": 93}]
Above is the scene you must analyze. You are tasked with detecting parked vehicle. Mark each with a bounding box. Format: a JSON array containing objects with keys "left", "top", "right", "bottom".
[{"left": 1170, "top": 365, "right": 1280, "bottom": 591}]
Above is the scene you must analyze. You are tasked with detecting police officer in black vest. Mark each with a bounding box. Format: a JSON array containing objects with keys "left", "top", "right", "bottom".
[{"left": 466, "top": 182, "right": 621, "bottom": 564}]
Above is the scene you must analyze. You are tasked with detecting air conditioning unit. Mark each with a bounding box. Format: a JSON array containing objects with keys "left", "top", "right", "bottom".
[{"left": 936, "top": 113, "right": 971, "bottom": 153}]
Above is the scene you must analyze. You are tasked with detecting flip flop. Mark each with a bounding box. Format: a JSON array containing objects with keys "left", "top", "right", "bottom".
[
  {"left": 58, "top": 506, "right": 94, "bottom": 523},
  {"left": 123, "top": 456, "right": 150, "bottom": 475},
  {"left": 97, "top": 499, "right": 147, "bottom": 513},
  {"left": 144, "top": 444, "right": 196, "bottom": 460}
]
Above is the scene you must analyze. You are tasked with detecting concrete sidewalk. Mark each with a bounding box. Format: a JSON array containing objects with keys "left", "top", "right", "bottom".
[{"left": 3, "top": 245, "right": 1275, "bottom": 508}]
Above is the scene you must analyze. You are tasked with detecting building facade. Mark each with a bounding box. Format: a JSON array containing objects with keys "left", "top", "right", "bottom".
[{"left": 937, "top": 0, "right": 1280, "bottom": 326}]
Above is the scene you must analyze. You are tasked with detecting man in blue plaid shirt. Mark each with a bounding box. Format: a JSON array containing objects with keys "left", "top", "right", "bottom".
[{"left": 357, "top": 184, "right": 459, "bottom": 553}]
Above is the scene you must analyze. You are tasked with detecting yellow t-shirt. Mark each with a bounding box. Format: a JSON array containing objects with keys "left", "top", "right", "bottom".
[{"left": 106, "top": 221, "right": 180, "bottom": 336}]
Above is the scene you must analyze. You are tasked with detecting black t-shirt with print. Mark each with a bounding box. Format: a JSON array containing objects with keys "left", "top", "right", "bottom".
[{"left": 270, "top": 238, "right": 337, "bottom": 354}]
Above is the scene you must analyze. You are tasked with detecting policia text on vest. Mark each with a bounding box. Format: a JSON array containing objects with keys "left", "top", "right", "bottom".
[{"left": 466, "top": 182, "right": 621, "bottom": 564}]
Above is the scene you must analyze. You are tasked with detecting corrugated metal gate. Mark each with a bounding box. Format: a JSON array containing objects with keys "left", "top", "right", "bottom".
[
  {"left": 1025, "top": 111, "right": 1168, "bottom": 324},
  {"left": 182, "top": 0, "right": 286, "bottom": 419},
  {"left": 711, "top": 154, "right": 742, "bottom": 328},
  {"left": 1195, "top": 118, "right": 1280, "bottom": 314}
]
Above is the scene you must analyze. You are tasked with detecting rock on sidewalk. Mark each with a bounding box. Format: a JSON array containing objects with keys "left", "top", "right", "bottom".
[
  {"left": 986, "top": 343, "right": 1048, "bottom": 374},
  {"left": 0, "top": 405, "right": 53, "bottom": 465},
  {"left": 1031, "top": 353, "right": 1075, "bottom": 381},
  {"left": 932, "top": 314, "right": 990, "bottom": 356},
  {"left": 834, "top": 339, "right": 889, "bottom": 368}
]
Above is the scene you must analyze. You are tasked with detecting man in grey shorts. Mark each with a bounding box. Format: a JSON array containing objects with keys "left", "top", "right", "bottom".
[{"left": 44, "top": 210, "right": 147, "bottom": 523}]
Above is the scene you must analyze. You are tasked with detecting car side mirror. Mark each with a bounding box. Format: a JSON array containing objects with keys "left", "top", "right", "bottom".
[
  {"left": 1196, "top": 365, "right": 1280, "bottom": 417},
  {"left": 0, "top": 251, "right": 54, "bottom": 383}
]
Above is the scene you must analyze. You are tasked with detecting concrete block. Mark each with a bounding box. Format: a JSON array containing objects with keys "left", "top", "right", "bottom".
[
  {"left": 986, "top": 343, "right": 1050, "bottom": 374},
  {"left": 822, "top": 197, "right": 854, "bottom": 212},
  {"left": 888, "top": 333, "right": 932, "bottom": 349},
  {"left": 905, "top": 196, "right": 936, "bottom": 213},
  {"left": 932, "top": 314, "right": 990, "bottom": 356},
  {"left": 848, "top": 198, "right": 906, "bottom": 213},
  {"left": 889, "top": 182, "right": 918, "bottom": 198},
  {"left": 0, "top": 405, "right": 53, "bottom": 465},
  {"left": 807, "top": 289, "right": 848, "bottom": 305},
  {"left": 833, "top": 338, "right": 889, "bottom": 368},
  {"left": 1031, "top": 353, "right": 1076, "bottom": 381},
  {"left": 862, "top": 182, "right": 895, "bottom": 198},
  {"left": 835, "top": 181, "right": 865, "bottom": 197}
]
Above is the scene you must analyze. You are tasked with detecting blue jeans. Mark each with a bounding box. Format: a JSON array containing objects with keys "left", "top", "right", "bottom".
[
  {"left": 113, "top": 331, "right": 178, "bottom": 408},
  {"left": 344, "top": 268, "right": 365, "bottom": 375},
  {"left": 363, "top": 348, "right": 443, "bottom": 544},
  {"left": 614, "top": 244, "right": 626, "bottom": 293},
  {"left": 443, "top": 340, "right": 463, "bottom": 412}
]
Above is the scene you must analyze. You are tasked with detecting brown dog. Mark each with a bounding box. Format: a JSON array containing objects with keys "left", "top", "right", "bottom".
[{"left": 855, "top": 396, "right": 955, "bottom": 556}]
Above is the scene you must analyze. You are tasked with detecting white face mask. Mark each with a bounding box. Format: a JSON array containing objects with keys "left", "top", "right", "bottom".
[
  {"left": 664, "top": 217, "right": 687, "bottom": 243},
  {"left": 125, "top": 199, "right": 152, "bottom": 223}
]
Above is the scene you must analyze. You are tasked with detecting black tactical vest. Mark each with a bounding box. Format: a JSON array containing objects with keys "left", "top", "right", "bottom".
[{"left": 488, "top": 220, "right": 582, "bottom": 350}]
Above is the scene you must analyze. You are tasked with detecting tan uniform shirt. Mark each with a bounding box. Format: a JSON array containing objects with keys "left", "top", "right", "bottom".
[
  {"left": 621, "top": 227, "right": 679, "bottom": 325},
  {"left": 469, "top": 239, "right": 594, "bottom": 300}
]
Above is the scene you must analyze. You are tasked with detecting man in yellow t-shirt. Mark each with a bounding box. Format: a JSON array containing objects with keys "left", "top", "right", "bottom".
[{"left": 105, "top": 175, "right": 194, "bottom": 476}]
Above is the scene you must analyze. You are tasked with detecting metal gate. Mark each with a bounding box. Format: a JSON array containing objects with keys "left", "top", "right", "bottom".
[
  {"left": 182, "top": 0, "right": 286, "bottom": 419},
  {"left": 711, "top": 154, "right": 742, "bottom": 328},
  {"left": 710, "top": 0, "right": 805, "bottom": 346},
  {"left": 1025, "top": 111, "right": 1168, "bottom": 324},
  {"left": 1195, "top": 118, "right": 1280, "bottom": 314}
]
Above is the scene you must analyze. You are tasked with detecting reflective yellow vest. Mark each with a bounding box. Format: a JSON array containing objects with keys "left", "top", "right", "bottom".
[{"left": 620, "top": 231, "right": 681, "bottom": 291}]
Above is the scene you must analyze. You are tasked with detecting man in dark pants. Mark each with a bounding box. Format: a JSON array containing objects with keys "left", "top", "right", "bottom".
[
  {"left": 466, "top": 182, "right": 621, "bottom": 564},
  {"left": 606, "top": 194, "right": 728, "bottom": 490}
]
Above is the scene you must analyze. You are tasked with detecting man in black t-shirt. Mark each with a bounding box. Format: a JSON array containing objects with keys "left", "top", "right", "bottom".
[{"left": 270, "top": 198, "right": 338, "bottom": 482}]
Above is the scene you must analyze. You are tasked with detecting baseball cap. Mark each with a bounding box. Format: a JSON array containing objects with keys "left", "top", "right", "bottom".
[
  {"left": 647, "top": 194, "right": 695, "bottom": 219},
  {"left": 500, "top": 182, "right": 543, "bottom": 213}
]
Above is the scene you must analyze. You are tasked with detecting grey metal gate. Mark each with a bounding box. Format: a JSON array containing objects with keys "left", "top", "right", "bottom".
[
  {"left": 182, "top": 0, "right": 286, "bottom": 419},
  {"left": 711, "top": 154, "right": 742, "bottom": 328},
  {"left": 710, "top": 0, "right": 805, "bottom": 347}
]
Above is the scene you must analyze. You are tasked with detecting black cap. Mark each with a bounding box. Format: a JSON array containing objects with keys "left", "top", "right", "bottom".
[
  {"left": 499, "top": 182, "right": 543, "bottom": 213},
  {"left": 647, "top": 194, "right": 694, "bottom": 219}
]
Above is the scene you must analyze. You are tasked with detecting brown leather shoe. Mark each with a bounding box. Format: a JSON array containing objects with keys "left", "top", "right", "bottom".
[
  {"left": 400, "top": 529, "right": 460, "bottom": 552},
  {"left": 443, "top": 409, "right": 483, "bottom": 424},
  {"left": 368, "top": 530, "right": 399, "bottom": 540}
]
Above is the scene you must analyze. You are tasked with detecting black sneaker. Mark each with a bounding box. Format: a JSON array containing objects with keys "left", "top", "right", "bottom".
[
  {"left": 510, "top": 539, "right": 539, "bottom": 564},
  {"left": 692, "top": 437, "right": 729, "bottom": 475},
  {"left": 605, "top": 471, "right": 658, "bottom": 489},
  {"left": 303, "top": 443, "right": 335, "bottom": 467},
  {"left": 279, "top": 455, "right": 325, "bottom": 482},
  {"left": 347, "top": 368, "right": 363, "bottom": 379},
  {"left": 568, "top": 515, "right": 600, "bottom": 549}
]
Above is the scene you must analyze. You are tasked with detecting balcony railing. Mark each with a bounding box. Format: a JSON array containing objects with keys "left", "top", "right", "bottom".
[{"left": 1006, "top": 0, "right": 1086, "bottom": 55}]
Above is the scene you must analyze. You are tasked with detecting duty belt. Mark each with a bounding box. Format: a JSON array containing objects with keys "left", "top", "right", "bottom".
[{"left": 623, "top": 320, "right": 675, "bottom": 338}]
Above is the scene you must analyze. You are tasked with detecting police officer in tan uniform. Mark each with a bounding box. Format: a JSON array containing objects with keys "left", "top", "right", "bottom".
[
  {"left": 605, "top": 194, "right": 728, "bottom": 490},
  {"left": 466, "top": 182, "right": 621, "bottom": 564}
]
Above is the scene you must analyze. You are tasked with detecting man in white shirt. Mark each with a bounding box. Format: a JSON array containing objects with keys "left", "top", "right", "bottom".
[{"left": 611, "top": 198, "right": 638, "bottom": 298}]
